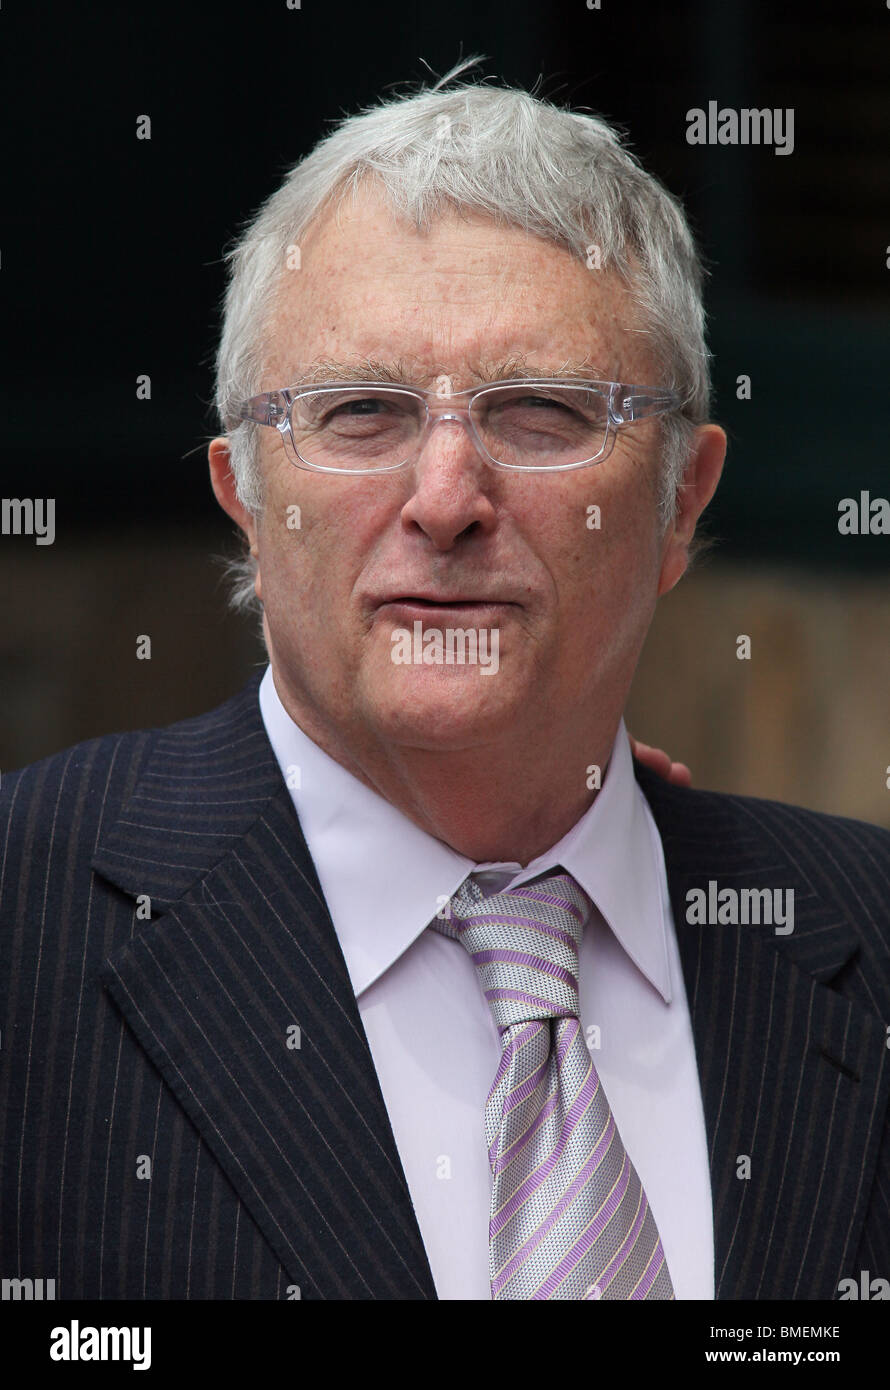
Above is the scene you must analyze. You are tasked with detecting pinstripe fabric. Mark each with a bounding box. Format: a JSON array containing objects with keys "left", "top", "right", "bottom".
[
  {"left": 437, "top": 873, "right": 673, "bottom": 1300},
  {"left": 0, "top": 672, "right": 888, "bottom": 1300},
  {"left": 634, "top": 763, "right": 890, "bottom": 1300},
  {"left": 0, "top": 676, "right": 435, "bottom": 1299}
]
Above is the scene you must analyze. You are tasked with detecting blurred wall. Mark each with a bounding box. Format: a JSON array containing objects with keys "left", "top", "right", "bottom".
[{"left": 628, "top": 563, "right": 890, "bottom": 828}]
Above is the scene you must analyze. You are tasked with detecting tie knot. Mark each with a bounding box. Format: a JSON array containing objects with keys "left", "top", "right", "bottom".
[{"left": 435, "top": 870, "right": 589, "bottom": 1030}]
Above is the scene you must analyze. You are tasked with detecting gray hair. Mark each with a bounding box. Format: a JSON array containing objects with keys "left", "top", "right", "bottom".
[{"left": 214, "top": 58, "right": 711, "bottom": 614}]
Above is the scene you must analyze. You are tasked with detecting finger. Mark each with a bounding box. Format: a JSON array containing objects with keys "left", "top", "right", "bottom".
[
  {"left": 635, "top": 742, "right": 673, "bottom": 776},
  {"left": 670, "top": 761, "right": 693, "bottom": 786}
]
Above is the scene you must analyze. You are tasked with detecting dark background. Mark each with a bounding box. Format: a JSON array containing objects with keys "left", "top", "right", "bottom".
[{"left": 2, "top": 0, "right": 888, "bottom": 807}]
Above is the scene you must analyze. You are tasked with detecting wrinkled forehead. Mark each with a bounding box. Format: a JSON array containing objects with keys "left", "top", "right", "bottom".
[{"left": 260, "top": 184, "right": 653, "bottom": 391}]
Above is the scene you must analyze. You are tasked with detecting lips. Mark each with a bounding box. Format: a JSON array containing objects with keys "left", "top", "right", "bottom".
[
  {"left": 384, "top": 596, "right": 499, "bottom": 607},
  {"left": 377, "top": 594, "right": 514, "bottom": 609}
]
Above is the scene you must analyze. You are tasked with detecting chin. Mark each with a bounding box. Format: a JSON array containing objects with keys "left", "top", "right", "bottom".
[{"left": 365, "top": 670, "right": 519, "bottom": 749}]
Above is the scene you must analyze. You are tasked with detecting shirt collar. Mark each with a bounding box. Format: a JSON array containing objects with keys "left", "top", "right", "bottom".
[{"left": 259, "top": 665, "right": 672, "bottom": 1003}]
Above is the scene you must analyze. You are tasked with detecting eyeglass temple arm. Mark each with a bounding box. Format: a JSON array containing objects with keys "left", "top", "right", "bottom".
[
  {"left": 238, "top": 391, "right": 288, "bottom": 426},
  {"left": 611, "top": 387, "right": 682, "bottom": 424}
]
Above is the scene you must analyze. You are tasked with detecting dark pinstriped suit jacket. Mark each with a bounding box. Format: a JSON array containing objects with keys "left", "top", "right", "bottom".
[{"left": 2, "top": 672, "right": 889, "bottom": 1300}]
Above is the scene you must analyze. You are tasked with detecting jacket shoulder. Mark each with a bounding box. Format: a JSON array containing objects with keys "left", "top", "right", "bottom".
[
  {"left": 634, "top": 762, "right": 890, "bottom": 961},
  {"left": 635, "top": 760, "right": 890, "bottom": 856},
  {"left": 0, "top": 676, "right": 263, "bottom": 858},
  {"left": 710, "top": 782, "right": 880, "bottom": 847}
]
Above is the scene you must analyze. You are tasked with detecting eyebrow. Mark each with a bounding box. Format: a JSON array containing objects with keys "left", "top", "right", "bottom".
[{"left": 285, "top": 354, "right": 615, "bottom": 388}]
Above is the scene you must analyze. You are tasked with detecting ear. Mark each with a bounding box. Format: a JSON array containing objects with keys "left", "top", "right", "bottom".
[
  {"left": 208, "top": 436, "right": 262, "bottom": 600},
  {"left": 657, "top": 423, "right": 726, "bottom": 596},
  {"left": 209, "top": 437, "right": 259, "bottom": 546}
]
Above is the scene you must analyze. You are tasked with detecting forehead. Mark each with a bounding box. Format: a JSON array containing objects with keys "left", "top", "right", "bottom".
[{"left": 263, "top": 182, "right": 651, "bottom": 387}]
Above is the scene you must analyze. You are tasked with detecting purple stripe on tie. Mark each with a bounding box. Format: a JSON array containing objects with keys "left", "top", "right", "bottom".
[
  {"left": 490, "top": 1063, "right": 603, "bottom": 1237},
  {"left": 493, "top": 1087, "right": 559, "bottom": 1174},
  {"left": 451, "top": 911, "right": 575, "bottom": 939},
  {"left": 493, "top": 1018, "right": 582, "bottom": 1169},
  {"left": 464, "top": 917, "right": 578, "bottom": 954},
  {"left": 497, "top": 1011, "right": 581, "bottom": 1139},
  {"left": 556, "top": 1016, "right": 581, "bottom": 1064},
  {"left": 487, "top": 1022, "right": 543, "bottom": 1147},
  {"left": 489, "top": 1021, "right": 540, "bottom": 1092},
  {"left": 506, "top": 887, "right": 585, "bottom": 922},
  {"left": 492, "top": 1118, "right": 616, "bottom": 1295},
  {"left": 591, "top": 1181, "right": 650, "bottom": 1297},
  {"left": 472, "top": 948, "right": 578, "bottom": 993},
  {"left": 630, "top": 1241, "right": 667, "bottom": 1300},
  {"left": 530, "top": 1151, "right": 633, "bottom": 1299},
  {"left": 536, "top": 927, "right": 578, "bottom": 954},
  {"left": 517, "top": 920, "right": 579, "bottom": 953},
  {"left": 485, "top": 986, "right": 574, "bottom": 1016},
  {"left": 500, "top": 1050, "right": 551, "bottom": 1117}
]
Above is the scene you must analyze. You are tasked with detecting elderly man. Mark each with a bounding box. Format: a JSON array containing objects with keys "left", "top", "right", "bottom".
[{"left": 2, "top": 67, "right": 888, "bottom": 1304}]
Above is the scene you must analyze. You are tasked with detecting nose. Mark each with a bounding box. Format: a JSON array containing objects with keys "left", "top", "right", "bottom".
[
  {"left": 399, "top": 408, "right": 498, "bottom": 550},
  {"left": 421, "top": 405, "right": 481, "bottom": 451}
]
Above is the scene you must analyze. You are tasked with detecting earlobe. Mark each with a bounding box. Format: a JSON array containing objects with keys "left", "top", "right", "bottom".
[{"left": 657, "top": 532, "right": 689, "bottom": 597}]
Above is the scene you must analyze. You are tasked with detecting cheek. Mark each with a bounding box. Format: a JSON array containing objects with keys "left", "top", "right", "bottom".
[
  {"left": 555, "top": 498, "right": 661, "bottom": 639},
  {"left": 258, "top": 464, "right": 333, "bottom": 574},
  {"left": 257, "top": 482, "right": 388, "bottom": 618}
]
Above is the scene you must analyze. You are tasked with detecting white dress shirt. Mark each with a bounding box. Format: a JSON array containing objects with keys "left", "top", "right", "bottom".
[{"left": 258, "top": 665, "right": 714, "bottom": 1299}]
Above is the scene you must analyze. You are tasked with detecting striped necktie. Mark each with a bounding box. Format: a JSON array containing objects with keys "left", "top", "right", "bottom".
[{"left": 434, "top": 869, "right": 674, "bottom": 1300}]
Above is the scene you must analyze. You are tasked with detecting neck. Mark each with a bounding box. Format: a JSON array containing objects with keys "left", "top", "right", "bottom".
[{"left": 271, "top": 678, "right": 621, "bottom": 865}]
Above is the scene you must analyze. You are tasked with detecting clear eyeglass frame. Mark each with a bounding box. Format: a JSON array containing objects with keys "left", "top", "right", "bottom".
[{"left": 236, "top": 377, "right": 685, "bottom": 475}]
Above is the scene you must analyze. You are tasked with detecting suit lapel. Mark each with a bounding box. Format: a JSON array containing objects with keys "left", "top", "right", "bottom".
[
  {"left": 93, "top": 677, "right": 436, "bottom": 1300},
  {"left": 635, "top": 763, "right": 890, "bottom": 1300}
]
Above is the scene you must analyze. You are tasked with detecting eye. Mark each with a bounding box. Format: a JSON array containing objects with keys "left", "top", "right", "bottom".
[
  {"left": 298, "top": 391, "right": 413, "bottom": 428},
  {"left": 328, "top": 396, "right": 391, "bottom": 416},
  {"left": 484, "top": 388, "right": 608, "bottom": 426},
  {"left": 514, "top": 394, "right": 577, "bottom": 410}
]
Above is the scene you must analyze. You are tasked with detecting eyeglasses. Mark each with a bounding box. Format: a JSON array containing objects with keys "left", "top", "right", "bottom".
[{"left": 237, "top": 377, "right": 683, "bottom": 474}]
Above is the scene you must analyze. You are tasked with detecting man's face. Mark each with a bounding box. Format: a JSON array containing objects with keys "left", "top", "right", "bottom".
[{"left": 215, "top": 184, "right": 708, "bottom": 761}]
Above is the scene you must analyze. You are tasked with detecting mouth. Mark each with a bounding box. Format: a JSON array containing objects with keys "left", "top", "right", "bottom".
[
  {"left": 385, "top": 596, "right": 499, "bottom": 606},
  {"left": 377, "top": 596, "right": 514, "bottom": 614}
]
